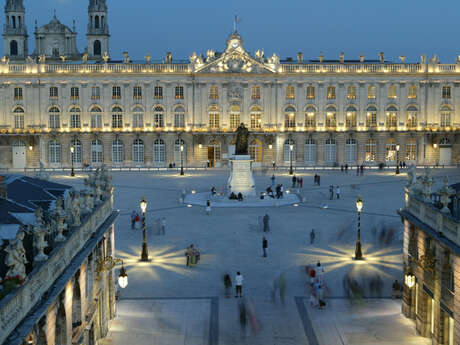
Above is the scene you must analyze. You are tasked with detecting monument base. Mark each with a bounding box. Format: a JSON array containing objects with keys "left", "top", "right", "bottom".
[{"left": 227, "top": 155, "right": 256, "bottom": 197}]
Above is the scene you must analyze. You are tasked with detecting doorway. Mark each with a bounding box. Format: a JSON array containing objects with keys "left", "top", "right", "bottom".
[
  {"left": 12, "top": 140, "right": 26, "bottom": 169},
  {"left": 208, "top": 146, "right": 215, "bottom": 168}
]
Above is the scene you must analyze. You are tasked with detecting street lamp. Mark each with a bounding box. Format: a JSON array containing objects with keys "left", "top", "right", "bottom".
[
  {"left": 139, "top": 196, "right": 149, "bottom": 262},
  {"left": 118, "top": 262, "right": 128, "bottom": 289},
  {"left": 355, "top": 196, "right": 364, "bottom": 260},
  {"left": 70, "top": 145, "right": 75, "bottom": 177},
  {"left": 180, "top": 144, "right": 184, "bottom": 176},
  {"left": 395, "top": 144, "right": 400, "bottom": 175},
  {"left": 289, "top": 144, "right": 294, "bottom": 175},
  {"left": 404, "top": 273, "right": 415, "bottom": 288}
]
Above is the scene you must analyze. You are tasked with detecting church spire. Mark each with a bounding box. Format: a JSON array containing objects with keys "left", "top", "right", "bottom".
[
  {"left": 87, "top": 0, "right": 110, "bottom": 60},
  {"left": 3, "top": 0, "right": 28, "bottom": 59}
]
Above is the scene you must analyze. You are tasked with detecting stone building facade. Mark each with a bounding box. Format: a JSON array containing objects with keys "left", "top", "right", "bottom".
[
  {"left": 0, "top": 168, "right": 119, "bottom": 345},
  {"left": 399, "top": 168, "right": 460, "bottom": 345},
  {"left": 0, "top": 0, "right": 459, "bottom": 170}
]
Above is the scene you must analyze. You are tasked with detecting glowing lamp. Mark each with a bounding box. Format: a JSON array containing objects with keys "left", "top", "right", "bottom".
[
  {"left": 199, "top": 144, "right": 203, "bottom": 149},
  {"left": 356, "top": 196, "right": 363, "bottom": 213},
  {"left": 70, "top": 146, "right": 75, "bottom": 154},
  {"left": 268, "top": 144, "right": 273, "bottom": 149},
  {"left": 433, "top": 143, "right": 438, "bottom": 149},
  {"left": 289, "top": 144, "right": 294, "bottom": 151},
  {"left": 396, "top": 144, "right": 400, "bottom": 152},
  {"left": 180, "top": 144, "right": 184, "bottom": 152},
  {"left": 118, "top": 264, "right": 128, "bottom": 289},
  {"left": 405, "top": 274, "right": 415, "bottom": 288},
  {"left": 140, "top": 196, "right": 147, "bottom": 213},
  {"left": 28, "top": 145, "right": 33, "bottom": 151}
]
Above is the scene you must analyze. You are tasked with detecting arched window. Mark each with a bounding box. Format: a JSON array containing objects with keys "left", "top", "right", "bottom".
[
  {"left": 49, "top": 106, "right": 60, "bottom": 129},
  {"left": 365, "top": 139, "right": 376, "bottom": 161},
  {"left": 249, "top": 139, "right": 262, "bottom": 162},
  {"left": 10, "top": 40, "right": 18, "bottom": 56},
  {"left": 286, "top": 86, "right": 295, "bottom": 99},
  {"left": 132, "top": 139, "right": 144, "bottom": 163},
  {"left": 229, "top": 105, "right": 240, "bottom": 129},
  {"left": 388, "top": 85, "right": 397, "bottom": 99},
  {"left": 284, "top": 106, "right": 296, "bottom": 128},
  {"left": 283, "top": 139, "right": 295, "bottom": 163},
  {"left": 366, "top": 106, "right": 377, "bottom": 127},
  {"left": 174, "top": 139, "right": 186, "bottom": 166},
  {"left": 209, "top": 105, "right": 220, "bottom": 129},
  {"left": 91, "top": 139, "right": 103, "bottom": 163},
  {"left": 306, "top": 86, "right": 315, "bottom": 99},
  {"left": 132, "top": 106, "right": 144, "bottom": 128},
  {"left": 407, "top": 105, "right": 417, "bottom": 129},
  {"left": 250, "top": 106, "right": 262, "bottom": 129},
  {"left": 386, "top": 106, "right": 398, "bottom": 128},
  {"left": 368, "top": 85, "right": 376, "bottom": 99},
  {"left": 93, "top": 40, "right": 101, "bottom": 56},
  {"left": 440, "top": 138, "right": 451, "bottom": 146},
  {"left": 174, "top": 106, "right": 185, "bottom": 128},
  {"left": 440, "top": 106, "right": 451, "bottom": 127},
  {"left": 305, "top": 138, "right": 316, "bottom": 164},
  {"left": 69, "top": 107, "right": 81, "bottom": 129},
  {"left": 305, "top": 106, "right": 316, "bottom": 128},
  {"left": 90, "top": 106, "right": 102, "bottom": 129},
  {"left": 112, "top": 106, "right": 123, "bottom": 129},
  {"left": 49, "top": 140, "right": 61, "bottom": 164},
  {"left": 345, "top": 138, "right": 357, "bottom": 164},
  {"left": 70, "top": 139, "right": 82, "bottom": 163},
  {"left": 209, "top": 86, "right": 219, "bottom": 99},
  {"left": 347, "top": 86, "right": 356, "bottom": 99},
  {"left": 386, "top": 138, "right": 397, "bottom": 161},
  {"left": 406, "top": 138, "right": 417, "bottom": 161},
  {"left": 346, "top": 105, "right": 357, "bottom": 128},
  {"left": 325, "top": 138, "right": 336, "bottom": 164},
  {"left": 13, "top": 107, "right": 24, "bottom": 129},
  {"left": 153, "top": 105, "right": 164, "bottom": 128},
  {"left": 153, "top": 139, "right": 166, "bottom": 164},
  {"left": 112, "top": 139, "right": 124, "bottom": 164},
  {"left": 326, "top": 106, "right": 336, "bottom": 128}
]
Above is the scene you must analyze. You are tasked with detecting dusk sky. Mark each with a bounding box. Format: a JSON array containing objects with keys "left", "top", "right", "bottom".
[{"left": 7, "top": 0, "right": 460, "bottom": 62}]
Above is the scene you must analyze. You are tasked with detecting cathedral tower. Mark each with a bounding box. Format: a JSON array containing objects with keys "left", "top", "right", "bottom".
[
  {"left": 87, "top": 0, "right": 109, "bottom": 59},
  {"left": 3, "top": 0, "right": 28, "bottom": 59}
]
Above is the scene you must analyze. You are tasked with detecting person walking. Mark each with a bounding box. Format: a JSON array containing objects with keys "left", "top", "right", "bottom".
[
  {"left": 292, "top": 175, "right": 297, "bottom": 188},
  {"left": 224, "top": 273, "right": 232, "bottom": 298},
  {"left": 299, "top": 177, "right": 303, "bottom": 189},
  {"left": 329, "top": 185, "right": 334, "bottom": 200},
  {"left": 160, "top": 216, "right": 166, "bottom": 235},
  {"left": 235, "top": 272, "right": 244, "bottom": 297},
  {"left": 131, "top": 210, "right": 136, "bottom": 230},
  {"left": 263, "top": 214, "right": 270, "bottom": 232},
  {"left": 356, "top": 165, "right": 360, "bottom": 176},
  {"left": 314, "top": 174, "right": 318, "bottom": 185},
  {"left": 279, "top": 273, "right": 286, "bottom": 305},
  {"left": 185, "top": 245, "right": 192, "bottom": 267},
  {"left": 310, "top": 229, "right": 316, "bottom": 244},
  {"left": 271, "top": 174, "right": 275, "bottom": 187},
  {"left": 206, "top": 200, "right": 211, "bottom": 215},
  {"left": 262, "top": 237, "right": 268, "bottom": 257},
  {"left": 317, "top": 175, "right": 321, "bottom": 186},
  {"left": 336, "top": 185, "right": 341, "bottom": 199}
]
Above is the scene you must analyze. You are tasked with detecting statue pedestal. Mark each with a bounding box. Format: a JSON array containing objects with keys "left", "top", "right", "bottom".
[{"left": 228, "top": 155, "right": 256, "bottom": 197}]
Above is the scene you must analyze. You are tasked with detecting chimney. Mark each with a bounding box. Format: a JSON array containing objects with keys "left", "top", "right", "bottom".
[
  {"left": 0, "top": 176, "right": 7, "bottom": 198},
  {"left": 297, "top": 52, "right": 303, "bottom": 63}
]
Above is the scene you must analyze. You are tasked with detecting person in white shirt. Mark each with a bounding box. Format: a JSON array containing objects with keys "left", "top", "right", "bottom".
[
  {"left": 336, "top": 186, "right": 341, "bottom": 199},
  {"left": 235, "top": 272, "right": 244, "bottom": 298},
  {"left": 160, "top": 217, "right": 166, "bottom": 235}
]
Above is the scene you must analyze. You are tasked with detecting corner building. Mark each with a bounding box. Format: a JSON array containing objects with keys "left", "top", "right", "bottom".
[{"left": 0, "top": 0, "right": 459, "bottom": 170}]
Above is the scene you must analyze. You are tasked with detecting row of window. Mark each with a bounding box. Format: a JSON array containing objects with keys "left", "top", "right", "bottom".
[{"left": 12, "top": 84, "right": 454, "bottom": 102}]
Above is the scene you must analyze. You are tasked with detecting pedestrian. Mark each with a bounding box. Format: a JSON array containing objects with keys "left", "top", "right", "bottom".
[
  {"left": 160, "top": 216, "right": 166, "bottom": 235},
  {"left": 280, "top": 184, "right": 284, "bottom": 198},
  {"left": 279, "top": 273, "right": 286, "bottom": 304},
  {"left": 292, "top": 175, "right": 297, "bottom": 188},
  {"left": 263, "top": 214, "right": 270, "bottom": 232},
  {"left": 271, "top": 174, "right": 275, "bottom": 187},
  {"left": 345, "top": 164, "right": 348, "bottom": 173},
  {"left": 317, "top": 175, "right": 321, "bottom": 186},
  {"left": 360, "top": 165, "right": 364, "bottom": 175},
  {"left": 356, "top": 166, "right": 360, "bottom": 176},
  {"left": 262, "top": 237, "right": 268, "bottom": 257},
  {"left": 310, "top": 228, "right": 315, "bottom": 244},
  {"left": 131, "top": 210, "right": 136, "bottom": 230},
  {"left": 336, "top": 185, "right": 341, "bottom": 199},
  {"left": 185, "top": 245, "right": 192, "bottom": 267},
  {"left": 314, "top": 174, "right": 318, "bottom": 185},
  {"left": 224, "top": 273, "right": 232, "bottom": 298},
  {"left": 317, "top": 261, "right": 324, "bottom": 284},
  {"left": 206, "top": 200, "right": 211, "bottom": 215},
  {"left": 341, "top": 165, "right": 344, "bottom": 172},
  {"left": 329, "top": 185, "right": 334, "bottom": 200},
  {"left": 235, "top": 272, "right": 243, "bottom": 297},
  {"left": 299, "top": 177, "right": 303, "bottom": 189}
]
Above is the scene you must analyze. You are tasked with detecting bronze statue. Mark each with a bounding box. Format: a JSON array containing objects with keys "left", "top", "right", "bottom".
[{"left": 235, "top": 123, "right": 249, "bottom": 155}]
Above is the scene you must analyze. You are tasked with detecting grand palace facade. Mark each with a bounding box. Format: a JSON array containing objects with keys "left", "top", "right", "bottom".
[{"left": 0, "top": 0, "right": 458, "bottom": 170}]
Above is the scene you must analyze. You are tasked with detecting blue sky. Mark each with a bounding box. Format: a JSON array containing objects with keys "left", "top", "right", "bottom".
[{"left": 7, "top": 0, "right": 460, "bottom": 62}]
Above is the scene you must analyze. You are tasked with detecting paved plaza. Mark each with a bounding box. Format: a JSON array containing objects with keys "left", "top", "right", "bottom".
[{"left": 50, "top": 167, "right": 458, "bottom": 345}]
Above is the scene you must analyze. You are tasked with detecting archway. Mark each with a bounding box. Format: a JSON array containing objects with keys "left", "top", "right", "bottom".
[
  {"left": 94, "top": 40, "right": 101, "bottom": 56},
  {"left": 55, "top": 301, "right": 67, "bottom": 345},
  {"left": 10, "top": 40, "right": 18, "bottom": 56}
]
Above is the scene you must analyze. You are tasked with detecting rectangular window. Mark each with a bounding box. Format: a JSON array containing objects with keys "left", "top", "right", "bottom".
[
  {"left": 154, "top": 86, "right": 163, "bottom": 99},
  {"left": 14, "top": 115, "right": 24, "bottom": 129},
  {"left": 112, "top": 114, "right": 123, "bottom": 128},
  {"left": 346, "top": 112, "right": 356, "bottom": 128},
  {"left": 306, "top": 86, "right": 315, "bottom": 99},
  {"left": 367, "top": 112, "right": 377, "bottom": 127},
  {"left": 388, "top": 85, "right": 397, "bottom": 99},
  {"left": 91, "top": 86, "right": 100, "bottom": 100},
  {"left": 49, "top": 86, "right": 58, "bottom": 99},
  {"left": 286, "top": 86, "right": 295, "bottom": 100},
  {"left": 209, "top": 86, "right": 219, "bottom": 99},
  {"left": 326, "top": 112, "right": 336, "bottom": 127},
  {"left": 368, "top": 86, "right": 377, "bottom": 99},
  {"left": 230, "top": 114, "right": 240, "bottom": 129},
  {"left": 70, "top": 87, "right": 79, "bottom": 100},
  {"left": 442, "top": 86, "right": 451, "bottom": 99},
  {"left": 14, "top": 87, "right": 23, "bottom": 101},
  {"left": 91, "top": 114, "right": 102, "bottom": 129},
  {"left": 252, "top": 86, "right": 261, "bottom": 100},
  {"left": 112, "top": 86, "right": 121, "bottom": 100},
  {"left": 209, "top": 113, "right": 220, "bottom": 128},
  {"left": 284, "top": 114, "right": 296, "bottom": 128},
  {"left": 49, "top": 114, "right": 60, "bottom": 129},
  {"left": 250, "top": 113, "right": 262, "bottom": 129},
  {"left": 175, "top": 86, "right": 184, "bottom": 99},
  {"left": 133, "top": 86, "right": 142, "bottom": 100},
  {"left": 305, "top": 113, "right": 315, "bottom": 127},
  {"left": 327, "top": 86, "right": 336, "bottom": 99},
  {"left": 441, "top": 111, "right": 451, "bottom": 127},
  {"left": 70, "top": 114, "right": 81, "bottom": 128},
  {"left": 154, "top": 114, "right": 164, "bottom": 128},
  {"left": 408, "top": 86, "right": 417, "bottom": 99},
  {"left": 347, "top": 86, "right": 356, "bottom": 100},
  {"left": 133, "top": 114, "right": 144, "bottom": 128},
  {"left": 174, "top": 113, "right": 185, "bottom": 128}
]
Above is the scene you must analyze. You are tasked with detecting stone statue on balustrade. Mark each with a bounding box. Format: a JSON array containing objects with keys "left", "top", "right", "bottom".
[
  {"left": 33, "top": 208, "right": 49, "bottom": 262},
  {"left": 71, "top": 192, "right": 81, "bottom": 227},
  {"left": 54, "top": 197, "right": 67, "bottom": 242},
  {"left": 438, "top": 177, "right": 455, "bottom": 214},
  {"left": 83, "top": 178, "right": 94, "bottom": 213},
  {"left": 406, "top": 165, "right": 417, "bottom": 189},
  {"left": 422, "top": 167, "right": 434, "bottom": 202},
  {"left": 235, "top": 123, "right": 249, "bottom": 155},
  {"left": 5, "top": 227, "right": 27, "bottom": 279},
  {"left": 35, "top": 162, "right": 50, "bottom": 181}
]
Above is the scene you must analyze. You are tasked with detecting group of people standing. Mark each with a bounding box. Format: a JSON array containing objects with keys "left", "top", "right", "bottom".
[
  {"left": 223, "top": 272, "right": 244, "bottom": 298},
  {"left": 185, "top": 244, "right": 201, "bottom": 267},
  {"left": 329, "top": 185, "right": 341, "bottom": 200},
  {"left": 307, "top": 261, "right": 326, "bottom": 309},
  {"left": 291, "top": 175, "right": 303, "bottom": 189}
]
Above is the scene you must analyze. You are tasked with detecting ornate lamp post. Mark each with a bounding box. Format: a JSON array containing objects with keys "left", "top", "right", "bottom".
[
  {"left": 180, "top": 144, "right": 184, "bottom": 176},
  {"left": 118, "top": 262, "right": 128, "bottom": 289},
  {"left": 404, "top": 273, "right": 415, "bottom": 289},
  {"left": 70, "top": 145, "right": 75, "bottom": 177},
  {"left": 140, "top": 196, "right": 149, "bottom": 262},
  {"left": 395, "top": 144, "right": 400, "bottom": 175},
  {"left": 289, "top": 144, "right": 294, "bottom": 175},
  {"left": 355, "top": 196, "right": 364, "bottom": 260}
]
